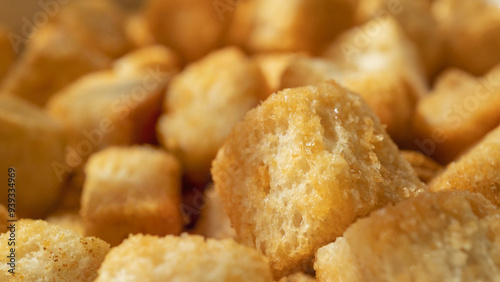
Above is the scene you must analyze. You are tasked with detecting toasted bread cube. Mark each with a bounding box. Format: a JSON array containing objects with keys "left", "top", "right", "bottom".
[
  {"left": 0, "top": 26, "right": 15, "bottom": 82},
  {"left": 1, "top": 24, "right": 111, "bottom": 106},
  {"left": 113, "top": 45, "right": 180, "bottom": 76},
  {"left": 0, "top": 219, "right": 109, "bottom": 281},
  {"left": 430, "top": 126, "right": 500, "bottom": 206},
  {"left": 278, "top": 273, "right": 316, "bottom": 282},
  {"left": 51, "top": 0, "right": 131, "bottom": 58},
  {"left": 401, "top": 150, "right": 443, "bottom": 184},
  {"left": 157, "top": 47, "right": 267, "bottom": 184},
  {"left": 228, "top": 0, "right": 355, "bottom": 54},
  {"left": 0, "top": 96, "right": 67, "bottom": 218},
  {"left": 413, "top": 67, "right": 500, "bottom": 163},
  {"left": 192, "top": 185, "right": 236, "bottom": 240},
  {"left": 433, "top": 0, "right": 500, "bottom": 75},
  {"left": 95, "top": 234, "right": 273, "bottom": 282},
  {"left": 212, "top": 82, "right": 425, "bottom": 278},
  {"left": 315, "top": 191, "right": 500, "bottom": 281},
  {"left": 81, "top": 146, "right": 183, "bottom": 246},
  {"left": 356, "top": 0, "right": 443, "bottom": 76},
  {"left": 145, "top": 0, "right": 230, "bottom": 62}
]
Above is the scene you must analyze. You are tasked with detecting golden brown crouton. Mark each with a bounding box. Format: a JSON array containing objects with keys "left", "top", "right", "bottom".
[
  {"left": 0, "top": 96, "right": 67, "bottom": 218},
  {"left": 1, "top": 24, "right": 111, "bottom": 107},
  {"left": 212, "top": 82, "right": 425, "bottom": 278},
  {"left": 433, "top": 0, "right": 500, "bottom": 75},
  {"left": 413, "top": 67, "right": 500, "bottom": 163},
  {"left": 80, "top": 146, "right": 183, "bottom": 246},
  {"left": 401, "top": 150, "right": 444, "bottom": 183},
  {"left": 145, "top": 0, "right": 230, "bottom": 62},
  {"left": 0, "top": 219, "right": 110, "bottom": 281},
  {"left": 0, "top": 26, "right": 15, "bottom": 82},
  {"left": 157, "top": 47, "right": 267, "bottom": 184},
  {"left": 430, "top": 126, "right": 500, "bottom": 207},
  {"left": 227, "top": 0, "right": 356, "bottom": 54},
  {"left": 356, "top": 0, "right": 443, "bottom": 76},
  {"left": 314, "top": 191, "right": 500, "bottom": 281},
  {"left": 95, "top": 234, "right": 273, "bottom": 282},
  {"left": 191, "top": 185, "right": 236, "bottom": 240}
]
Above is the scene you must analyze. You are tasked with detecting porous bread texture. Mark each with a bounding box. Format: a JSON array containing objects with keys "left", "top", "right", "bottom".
[
  {"left": 227, "top": 0, "right": 356, "bottom": 54},
  {"left": 145, "top": 0, "right": 230, "bottom": 62},
  {"left": 81, "top": 146, "right": 183, "bottom": 246},
  {"left": 95, "top": 234, "right": 273, "bottom": 282},
  {"left": 401, "top": 150, "right": 443, "bottom": 184},
  {"left": 0, "top": 26, "right": 15, "bottom": 83},
  {"left": 0, "top": 96, "right": 67, "bottom": 218},
  {"left": 0, "top": 219, "right": 110, "bottom": 281},
  {"left": 355, "top": 0, "right": 443, "bottom": 77},
  {"left": 0, "top": 24, "right": 111, "bottom": 107},
  {"left": 314, "top": 191, "right": 500, "bottom": 281},
  {"left": 430, "top": 125, "right": 500, "bottom": 207},
  {"left": 282, "top": 17, "right": 426, "bottom": 144},
  {"left": 433, "top": 0, "right": 500, "bottom": 75},
  {"left": 413, "top": 67, "right": 500, "bottom": 163},
  {"left": 212, "top": 82, "right": 425, "bottom": 278},
  {"left": 157, "top": 47, "right": 267, "bottom": 184}
]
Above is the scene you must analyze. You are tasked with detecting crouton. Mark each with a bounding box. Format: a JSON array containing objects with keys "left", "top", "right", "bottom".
[
  {"left": 157, "top": 47, "right": 267, "bottom": 184},
  {"left": 80, "top": 146, "right": 183, "bottom": 246},
  {"left": 401, "top": 150, "right": 443, "bottom": 183},
  {"left": 0, "top": 219, "right": 109, "bottom": 281},
  {"left": 212, "top": 82, "right": 425, "bottom": 278},
  {"left": 95, "top": 234, "right": 273, "bottom": 282},
  {"left": 254, "top": 53, "right": 301, "bottom": 94},
  {"left": 0, "top": 96, "right": 67, "bottom": 218},
  {"left": 314, "top": 191, "right": 500, "bottom": 281},
  {"left": 46, "top": 211, "right": 84, "bottom": 235}
]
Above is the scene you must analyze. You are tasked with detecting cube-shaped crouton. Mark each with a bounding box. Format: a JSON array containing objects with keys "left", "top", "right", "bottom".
[
  {"left": 433, "top": 0, "right": 500, "bottom": 75},
  {"left": 401, "top": 150, "right": 443, "bottom": 184},
  {"left": 356, "top": 0, "right": 443, "bottom": 76},
  {"left": 212, "top": 82, "right": 425, "bottom": 278},
  {"left": 95, "top": 234, "right": 273, "bottom": 282},
  {"left": 145, "top": 0, "right": 230, "bottom": 62},
  {"left": 314, "top": 191, "right": 500, "bottom": 281},
  {"left": 227, "top": 0, "right": 356, "bottom": 54},
  {"left": 0, "top": 26, "right": 15, "bottom": 82},
  {"left": 157, "top": 47, "right": 267, "bottom": 184},
  {"left": 0, "top": 96, "right": 67, "bottom": 218},
  {"left": 430, "top": 125, "right": 500, "bottom": 207},
  {"left": 413, "top": 67, "right": 500, "bottom": 163},
  {"left": 0, "top": 219, "right": 109, "bottom": 281},
  {"left": 80, "top": 146, "right": 183, "bottom": 246},
  {"left": 1, "top": 24, "right": 111, "bottom": 106}
]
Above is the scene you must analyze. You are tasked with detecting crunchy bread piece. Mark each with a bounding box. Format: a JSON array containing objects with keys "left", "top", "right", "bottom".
[
  {"left": 254, "top": 53, "right": 301, "bottom": 94},
  {"left": 401, "top": 150, "right": 443, "bottom": 183},
  {"left": 413, "top": 67, "right": 500, "bottom": 163},
  {"left": 278, "top": 273, "right": 316, "bottom": 282},
  {"left": 81, "top": 146, "right": 183, "bottom": 246},
  {"left": 46, "top": 211, "right": 85, "bottom": 235},
  {"left": 433, "top": 0, "right": 500, "bottom": 75},
  {"left": 212, "top": 82, "right": 425, "bottom": 278},
  {"left": 314, "top": 191, "right": 500, "bottom": 281},
  {"left": 192, "top": 185, "right": 236, "bottom": 240},
  {"left": 0, "top": 219, "right": 110, "bottom": 281},
  {"left": 95, "top": 234, "right": 273, "bottom": 282},
  {"left": 145, "top": 0, "right": 230, "bottom": 62},
  {"left": 1, "top": 24, "right": 111, "bottom": 106},
  {"left": 113, "top": 45, "right": 180, "bottom": 76},
  {"left": 430, "top": 126, "right": 500, "bottom": 206},
  {"left": 157, "top": 47, "right": 267, "bottom": 184},
  {"left": 227, "top": 0, "right": 355, "bottom": 54},
  {"left": 0, "top": 96, "right": 67, "bottom": 218},
  {"left": 0, "top": 26, "right": 15, "bottom": 82},
  {"left": 356, "top": 0, "right": 443, "bottom": 76}
]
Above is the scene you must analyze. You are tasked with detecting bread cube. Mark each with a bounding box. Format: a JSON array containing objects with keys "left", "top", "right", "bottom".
[
  {"left": 81, "top": 146, "right": 183, "bottom": 246},
  {"left": 145, "top": 0, "right": 230, "bottom": 62},
  {"left": 314, "top": 191, "right": 500, "bottom": 281},
  {"left": 401, "top": 150, "right": 443, "bottom": 184},
  {"left": 0, "top": 219, "right": 109, "bottom": 281},
  {"left": 157, "top": 47, "right": 267, "bottom": 184},
  {"left": 212, "top": 82, "right": 425, "bottom": 278},
  {"left": 95, "top": 234, "right": 273, "bottom": 282},
  {"left": 433, "top": 0, "right": 500, "bottom": 75},
  {"left": 413, "top": 67, "right": 500, "bottom": 163},
  {"left": 0, "top": 96, "right": 67, "bottom": 218},
  {"left": 430, "top": 125, "right": 500, "bottom": 206},
  {"left": 254, "top": 53, "right": 301, "bottom": 94},
  {"left": 0, "top": 26, "right": 15, "bottom": 82},
  {"left": 227, "top": 0, "right": 356, "bottom": 54},
  {"left": 113, "top": 44, "right": 180, "bottom": 77}
]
